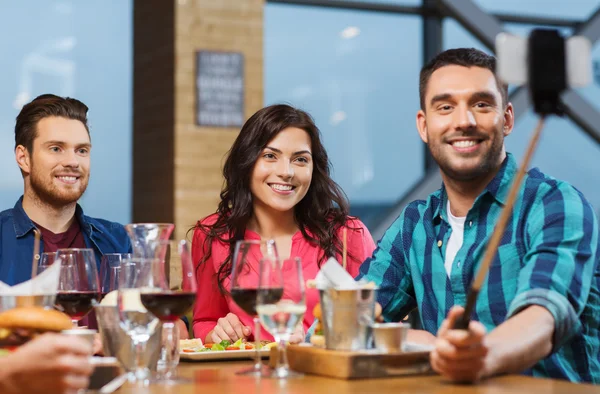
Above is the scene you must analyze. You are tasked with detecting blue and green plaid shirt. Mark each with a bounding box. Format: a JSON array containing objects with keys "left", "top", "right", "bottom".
[{"left": 357, "top": 153, "right": 600, "bottom": 383}]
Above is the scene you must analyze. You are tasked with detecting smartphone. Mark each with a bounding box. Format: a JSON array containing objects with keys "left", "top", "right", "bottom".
[{"left": 495, "top": 31, "right": 592, "bottom": 88}]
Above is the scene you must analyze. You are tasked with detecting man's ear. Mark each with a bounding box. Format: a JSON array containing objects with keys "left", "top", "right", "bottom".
[
  {"left": 15, "top": 145, "right": 31, "bottom": 175},
  {"left": 503, "top": 102, "right": 515, "bottom": 137},
  {"left": 416, "top": 110, "right": 428, "bottom": 143}
]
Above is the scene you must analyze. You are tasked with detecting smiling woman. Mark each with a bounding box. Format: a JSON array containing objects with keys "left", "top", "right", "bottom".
[
  {"left": 190, "top": 104, "right": 376, "bottom": 345},
  {"left": 250, "top": 127, "right": 313, "bottom": 215}
]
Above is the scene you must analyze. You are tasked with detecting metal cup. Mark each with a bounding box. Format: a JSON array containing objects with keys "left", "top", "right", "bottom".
[
  {"left": 372, "top": 322, "right": 410, "bottom": 353},
  {"left": 94, "top": 305, "right": 162, "bottom": 372},
  {"left": 319, "top": 288, "right": 377, "bottom": 351}
]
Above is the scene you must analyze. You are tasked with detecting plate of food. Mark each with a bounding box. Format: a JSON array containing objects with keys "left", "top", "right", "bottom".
[{"left": 180, "top": 338, "right": 276, "bottom": 361}]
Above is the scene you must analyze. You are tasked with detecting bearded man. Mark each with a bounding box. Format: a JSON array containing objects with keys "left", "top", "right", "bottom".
[
  {"left": 0, "top": 94, "right": 131, "bottom": 285},
  {"left": 357, "top": 48, "right": 599, "bottom": 383}
]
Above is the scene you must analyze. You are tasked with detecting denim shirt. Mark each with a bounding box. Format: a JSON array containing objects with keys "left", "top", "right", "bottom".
[{"left": 0, "top": 196, "right": 132, "bottom": 285}]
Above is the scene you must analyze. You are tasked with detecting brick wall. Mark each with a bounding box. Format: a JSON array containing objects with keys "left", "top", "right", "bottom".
[
  {"left": 173, "top": 0, "right": 264, "bottom": 243},
  {"left": 133, "top": 0, "right": 264, "bottom": 286}
]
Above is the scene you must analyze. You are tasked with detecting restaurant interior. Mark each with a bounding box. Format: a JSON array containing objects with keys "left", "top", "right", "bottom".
[{"left": 0, "top": 0, "right": 599, "bottom": 393}]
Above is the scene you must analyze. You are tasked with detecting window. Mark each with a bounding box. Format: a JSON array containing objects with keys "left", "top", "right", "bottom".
[
  {"left": 344, "top": 0, "right": 421, "bottom": 5},
  {"left": 475, "top": 0, "right": 599, "bottom": 20},
  {"left": 580, "top": 42, "right": 600, "bottom": 112},
  {"left": 265, "top": 3, "right": 424, "bottom": 227},
  {"left": 0, "top": 0, "right": 132, "bottom": 223}
]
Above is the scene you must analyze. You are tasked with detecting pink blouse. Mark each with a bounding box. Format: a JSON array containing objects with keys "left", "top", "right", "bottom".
[{"left": 191, "top": 215, "right": 376, "bottom": 342}]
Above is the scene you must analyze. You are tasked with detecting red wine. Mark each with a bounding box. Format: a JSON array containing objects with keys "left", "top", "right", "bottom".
[
  {"left": 230, "top": 288, "right": 283, "bottom": 316},
  {"left": 140, "top": 292, "right": 196, "bottom": 321},
  {"left": 55, "top": 291, "right": 100, "bottom": 320}
]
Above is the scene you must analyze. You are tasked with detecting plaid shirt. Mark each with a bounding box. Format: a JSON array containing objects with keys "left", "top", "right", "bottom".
[{"left": 357, "top": 153, "right": 600, "bottom": 383}]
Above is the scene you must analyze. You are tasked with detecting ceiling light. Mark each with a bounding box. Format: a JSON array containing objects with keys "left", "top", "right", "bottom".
[{"left": 340, "top": 27, "right": 360, "bottom": 39}]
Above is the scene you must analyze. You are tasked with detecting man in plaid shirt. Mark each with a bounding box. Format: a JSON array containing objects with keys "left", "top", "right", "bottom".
[{"left": 357, "top": 48, "right": 600, "bottom": 383}]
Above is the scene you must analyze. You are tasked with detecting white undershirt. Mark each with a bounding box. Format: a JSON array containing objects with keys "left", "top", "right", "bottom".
[{"left": 444, "top": 201, "right": 466, "bottom": 277}]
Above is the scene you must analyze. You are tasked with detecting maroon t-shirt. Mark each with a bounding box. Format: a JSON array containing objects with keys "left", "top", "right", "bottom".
[
  {"left": 35, "top": 219, "right": 87, "bottom": 253},
  {"left": 35, "top": 219, "right": 97, "bottom": 329}
]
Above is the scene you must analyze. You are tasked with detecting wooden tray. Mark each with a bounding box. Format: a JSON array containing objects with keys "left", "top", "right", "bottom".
[{"left": 270, "top": 343, "right": 433, "bottom": 379}]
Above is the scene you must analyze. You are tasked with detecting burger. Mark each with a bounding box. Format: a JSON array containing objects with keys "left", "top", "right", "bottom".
[
  {"left": 0, "top": 307, "right": 72, "bottom": 354},
  {"left": 310, "top": 303, "right": 325, "bottom": 347}
]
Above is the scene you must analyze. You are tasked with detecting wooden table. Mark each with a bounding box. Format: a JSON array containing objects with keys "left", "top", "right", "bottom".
[{"left": 115, "top": 361, "right": 598, "bottom": 393}]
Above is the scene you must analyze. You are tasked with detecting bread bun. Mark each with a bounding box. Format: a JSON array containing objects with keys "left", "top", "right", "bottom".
[{"left": 0, "top": 307, "right": 72, "bottom": 332}]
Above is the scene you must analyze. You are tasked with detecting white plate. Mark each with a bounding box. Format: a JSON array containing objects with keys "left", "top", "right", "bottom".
[{"left": 180, "top": 348, "right": 271, "bottom": 361}]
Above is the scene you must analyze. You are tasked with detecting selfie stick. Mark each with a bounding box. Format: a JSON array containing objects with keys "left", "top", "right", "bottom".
[
  {"left": 454, "top": 29, "right": 569, "bottom": 330},
  {"left": 454, "top": 117, "right": 544, "bottom": 329}
]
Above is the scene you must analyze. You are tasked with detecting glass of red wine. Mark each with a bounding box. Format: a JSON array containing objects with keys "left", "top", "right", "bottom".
[
  {"left": 55, "top": 248, "right": 101, "bottom": 327},
  {"left": 230, "top": 239, "right": 279, "bottom": 376},
  {"left": 139, "top": 240, "right": 197, "bottom": 384},
  {"left": 100, "top": 253, "right": 131, "bottom": 299},
  {"left": 257, "top": 257, "right": 305, "bottom": 378}
]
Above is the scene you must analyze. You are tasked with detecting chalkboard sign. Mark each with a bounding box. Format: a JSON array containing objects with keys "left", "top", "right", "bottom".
[{"left": 196, "top": 51, "right": 244, "bottom": 127}]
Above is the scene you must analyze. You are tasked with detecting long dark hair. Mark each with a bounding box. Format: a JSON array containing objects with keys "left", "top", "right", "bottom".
[{"left": 195, "top": 104, "right": 355, "bottom": 293}]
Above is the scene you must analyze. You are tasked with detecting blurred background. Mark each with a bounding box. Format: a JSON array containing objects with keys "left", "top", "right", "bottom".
[{"left": 1, "top": 0, "right": 599, "bottom": 243}]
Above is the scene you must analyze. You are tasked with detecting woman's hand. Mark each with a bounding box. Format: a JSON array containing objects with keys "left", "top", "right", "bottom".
[{"left": 208, "top": 313, "right": 252, "bottom": 343}]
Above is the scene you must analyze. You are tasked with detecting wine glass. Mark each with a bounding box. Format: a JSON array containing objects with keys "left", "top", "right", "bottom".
[
  {"left": 36, "top": 252, "right": 58, "bottom": 275},
  {"left": 55, "top": 248, "right": 101, "bottom": 327},
  {"left": 117, "top": 256, "right": 160, "bottom": 385},
  {"left": 257, "top": 257, "right": 306, "bottom": 378},
  {"left": 230, "top": 239, "right": 278, "bottom": 376},
  {"left": 139, "top": 240, "right": 197, "bottom": 384},
  {"left": 100, "top": 253, "right": 130, "bottom": 299}
]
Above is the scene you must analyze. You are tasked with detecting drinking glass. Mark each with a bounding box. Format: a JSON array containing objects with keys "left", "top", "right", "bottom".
[
  {"left": 55, "top": 248, "right": 101, "bottom": 327},
  {"left": 139, "top": 240, "right": 197, "bottom": 384},
  {"left": 100, "top": 253, "right": 130, "bottom": 299},
  {"left": 230, "top": 239, "right": 279, "bottom": 376},
  {"left": 257, "top": 257, "right": 306, "bottom": 379},
  {"left": 36, "top": 252, "right": 58, "bottom": 275},
  {"left": 117, "top": 256, "right": 160, "bottom": 385}
]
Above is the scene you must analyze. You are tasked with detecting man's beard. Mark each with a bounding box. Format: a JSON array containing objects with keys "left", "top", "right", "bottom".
[
  {"left": 428, "top": 128, "right": 505, "bottom": 182},
  {"left": 29, "top": 166, "right": 88, "bottom": 208}
]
